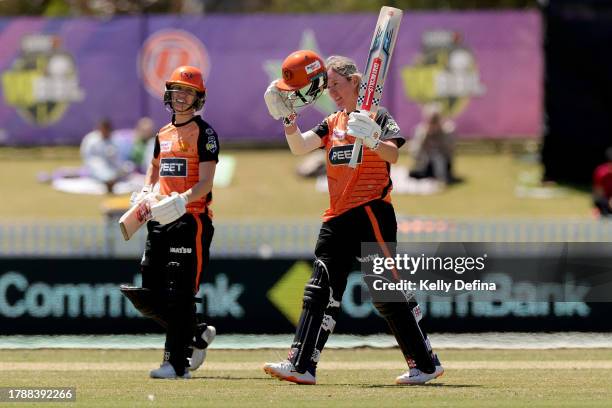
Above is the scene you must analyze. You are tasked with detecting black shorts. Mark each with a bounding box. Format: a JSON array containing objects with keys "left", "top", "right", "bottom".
[
  {"left": 141, "top": 212, "right": 214, "bottom": 295},
  {"left": 314, "top": 200, "right": 397, "bottom": 296}
]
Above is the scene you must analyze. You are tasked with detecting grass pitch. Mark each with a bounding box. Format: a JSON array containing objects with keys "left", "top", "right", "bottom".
[{"left": 1, "top": 348, "right": 611, "bottom": 407}]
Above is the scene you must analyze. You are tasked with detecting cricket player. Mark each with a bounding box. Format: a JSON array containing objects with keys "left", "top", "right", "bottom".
[
  {"left": 124, "top": 66, "right": 217, "bottom": 379},
  {"left": 262, "top": 51, "right": 444, "bottom": 385}
]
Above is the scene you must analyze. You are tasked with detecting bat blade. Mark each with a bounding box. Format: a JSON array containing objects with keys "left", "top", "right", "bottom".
[
  {"left": 348, "top": 6, "right": 403, "bottom": 168},
  {"left": 118, "top": 199, "right": 152, "bottom": 241}
]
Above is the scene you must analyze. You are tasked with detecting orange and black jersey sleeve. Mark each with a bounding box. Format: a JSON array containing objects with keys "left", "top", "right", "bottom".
[
  {"left": 195, "top": 117, "right": 220, "bottom": 163},
  {"left": 152, "top": 116, "right": 220, "bottom": 163},
  {"left": 311, "top": 107, "right": 405, "bottom": 148}
]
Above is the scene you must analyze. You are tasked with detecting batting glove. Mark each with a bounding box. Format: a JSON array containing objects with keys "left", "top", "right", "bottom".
[
  {"left": 151, "top": 192, "right": 187, "bottom": 225},
  {"left": 264, "top": 80, "right": 296, "bottom": 121},
  {"left": 347, "top": 111, "right": 381, "bottom": 150},
  {"left": 130, "top": 185, "right": 152, "bottom": 207}
]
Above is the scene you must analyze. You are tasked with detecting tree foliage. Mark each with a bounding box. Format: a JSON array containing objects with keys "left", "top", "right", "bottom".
[{"left": 0, "top": 0, "right": 540, "bottom": 16}]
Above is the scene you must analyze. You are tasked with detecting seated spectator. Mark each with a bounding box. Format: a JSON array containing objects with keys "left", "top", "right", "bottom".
[
  {"left": 129, "top": 117, "right": 156, "bottom": 173},
  {"left": 593, "top": 147, "right": 612, "bottom": 217},
  {"left": 80, "top": 118, "right": 126, "bottom": 193},
  {"left": 409, "top": 104, "right": 461, "bottom": 185}
]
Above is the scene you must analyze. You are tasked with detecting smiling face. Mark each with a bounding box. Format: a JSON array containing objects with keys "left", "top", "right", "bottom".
[
  {"left": 326, "top": 68, "right": 359, "bottom": 111},
  {"left": 168, "top": 84, "right": 198, "bottom": 113}
]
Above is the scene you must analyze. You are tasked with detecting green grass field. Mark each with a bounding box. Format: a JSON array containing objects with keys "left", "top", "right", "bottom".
[
  {"left": 0, "top": 146, "right": 594, "bottom": 220},
  {"left": 1, "top": 348, "right": 611, "bottom": 407}
]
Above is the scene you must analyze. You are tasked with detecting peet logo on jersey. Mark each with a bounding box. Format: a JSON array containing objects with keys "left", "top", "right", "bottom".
[
  {"left": 169, "top": 247, "right": 192, "bottom": 254},
  {"left": 329, "top": 145, "right": 362, "bottom": 166},
  {"left": 159, "top": 158, "right": 187, "bottom": 177}
]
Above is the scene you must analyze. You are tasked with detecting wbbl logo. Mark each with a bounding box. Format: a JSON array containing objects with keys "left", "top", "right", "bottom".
[{"left": 160, "top": 158, "right": 187, "bottom": 177}]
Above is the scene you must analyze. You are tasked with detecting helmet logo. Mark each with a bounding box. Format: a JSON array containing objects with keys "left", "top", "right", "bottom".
[
  {"left": 282, "top": 69, "right": 293, "bottom": 81},
  {"left": 181, "top": 71, "right": 193, "bottom": 80},
  {"left": 305, "top": 60, "right": 321, "bottom": 75}
]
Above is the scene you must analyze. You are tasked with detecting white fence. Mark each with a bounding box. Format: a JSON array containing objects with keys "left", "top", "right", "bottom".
[{"left": 0, "top": 218, "right": 611, "bottom": 258}]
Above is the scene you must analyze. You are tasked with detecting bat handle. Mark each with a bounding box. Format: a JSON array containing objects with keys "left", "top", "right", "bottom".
[{"left": 349, "top": 139, "right": 362, "bottom": 168}]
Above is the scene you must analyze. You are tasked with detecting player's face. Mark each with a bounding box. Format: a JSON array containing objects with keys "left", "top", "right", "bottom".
[
  {"left": 326, "top": 69, "right": 358, "bottom": 110},
  {"left": 169, "top": 85, "right": 197, "bottom": 112}
]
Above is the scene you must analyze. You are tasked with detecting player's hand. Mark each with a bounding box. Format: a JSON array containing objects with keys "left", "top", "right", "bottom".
[
  {"left": 151, "top": 192, "right": 187, "bottom": 225},
  {"left": 130, "top": 185, "right": 152, "bottom": 207},
  {"left": 264, "top": 80, "right": 295, "bottom": 121},
  {"left": 347, "top": 111, "right": 381, "bottom": 150}
]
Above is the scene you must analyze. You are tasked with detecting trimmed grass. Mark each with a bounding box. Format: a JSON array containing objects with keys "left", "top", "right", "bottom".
[
  {"left": 0, "top": 348, "right": 610, "bottom": 407},
  {"left": 0, "top": 147, "right": 593, "bottom": 220}
]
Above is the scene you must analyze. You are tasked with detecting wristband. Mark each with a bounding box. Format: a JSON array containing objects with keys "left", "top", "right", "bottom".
[{"left": 283, "top": 112, "right": 297, "bottom": 127}]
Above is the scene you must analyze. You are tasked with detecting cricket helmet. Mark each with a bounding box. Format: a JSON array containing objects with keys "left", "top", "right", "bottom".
[
  {"left": 164, "top": 65, "right": 206, "bottom": 112},
  {"left": 276, "top": 50, "right": 327, "bottom": 107}
]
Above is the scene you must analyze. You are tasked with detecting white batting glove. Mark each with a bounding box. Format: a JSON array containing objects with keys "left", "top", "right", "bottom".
[
  {"left": 129, "top": 185, "right": 153, "bottom": 207},
  {"left": 264, "top": 80, "right": 295, "bottom": 121},
  {"left": 151, "top": 192, "right": 187, "bottom": 225},
  {"left": 347, "top": 111, "right": 382, "bottom": 150}
]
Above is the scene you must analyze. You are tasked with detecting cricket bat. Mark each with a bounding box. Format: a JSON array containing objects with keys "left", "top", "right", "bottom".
[
  {"left": 118, "top": 198, "right": 153, "bottom": 241},
  {"left": 348, "top": 6, "right": 403, "bottom": 168}
]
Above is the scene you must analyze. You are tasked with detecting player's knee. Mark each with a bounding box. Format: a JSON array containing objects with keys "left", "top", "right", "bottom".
[
  {"left": 120, "top": 285, "right": 168, "bottom": 328},
  {"left": 303, "top": 259, "right": 331, "bottom": 310},
  {"left": 303, "top": 283, "right": 328, "bottom": 310}
]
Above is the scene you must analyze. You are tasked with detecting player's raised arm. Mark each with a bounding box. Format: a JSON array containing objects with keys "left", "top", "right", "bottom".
[{"left": 264, "top": 50, "right": 327, "bottom": 155}]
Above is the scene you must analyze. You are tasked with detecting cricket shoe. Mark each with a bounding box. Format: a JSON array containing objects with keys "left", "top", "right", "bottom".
[
  {"left": 150, "top": 362, "right": 191, "bottom": 379},
  {"left": 263, "top": 360, "right": 316, "bottom": 385},
  {"left": 395, "top": 354, "right": 444, "bottom": 385},
  {"left": 188, "top": 324, "right": 216, "bottom": 371}
]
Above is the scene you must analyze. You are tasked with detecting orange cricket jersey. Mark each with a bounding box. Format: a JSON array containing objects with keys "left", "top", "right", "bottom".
[
  {"left": 311, "top": 107, "right": 405, "bottom": 221},
  {"left": 152, "top": 116, "right": 219, "bottom": 216}
]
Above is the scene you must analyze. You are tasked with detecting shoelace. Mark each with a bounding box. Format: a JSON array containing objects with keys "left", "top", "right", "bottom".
[
  {"left": 409, "top": 368, "right": 421, "bottom": 377},
  {"left": 278, "top": 361, "right": 295, "bottom": 370}
]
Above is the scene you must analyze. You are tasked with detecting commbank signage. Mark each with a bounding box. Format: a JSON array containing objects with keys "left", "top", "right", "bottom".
[{"left": 0, "top": 258, "right": 610, "bottom": 334}]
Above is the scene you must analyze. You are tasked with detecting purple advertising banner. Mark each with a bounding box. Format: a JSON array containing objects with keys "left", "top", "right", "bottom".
[{"left": 0, "top": 12, "right": 541, "bottom": 146}]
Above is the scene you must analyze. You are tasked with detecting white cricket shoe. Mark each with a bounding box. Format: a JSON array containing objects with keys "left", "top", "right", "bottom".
[
  {"left": 188, "top": 325, "right": 216, "bottom": 371},
  {"left": 150, "top": 361, "right": 191, "bottom": 379},
  {"left": 395, "top": 356, "right": 444, "bottom": 385},
  {"left": 263, "top": 360, "right": 316, "bottom": 385}
]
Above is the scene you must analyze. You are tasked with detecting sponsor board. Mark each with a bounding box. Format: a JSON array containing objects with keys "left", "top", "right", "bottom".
[{"left": 0, "top": 258, "right": 609, "bottom": 334}]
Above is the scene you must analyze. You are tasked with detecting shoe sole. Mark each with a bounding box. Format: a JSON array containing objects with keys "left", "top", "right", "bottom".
[
  {"left": 395, "top": 368, "right": 444, "bottom": 385},
  {"left": 263, "top": 365, "right": 316, "bottom": 385}
]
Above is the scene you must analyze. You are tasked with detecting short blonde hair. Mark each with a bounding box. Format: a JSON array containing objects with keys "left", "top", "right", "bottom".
[{"left": 326, "top": 55, "right": 360, "bottom": 78}]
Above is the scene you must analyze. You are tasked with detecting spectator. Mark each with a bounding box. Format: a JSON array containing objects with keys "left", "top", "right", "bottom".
[
  {"left": 593, "top": 147, "right": 612, "bottom": 217},
  {"left": 80, "top": 118, "right": 126, "bottom": 193},
  {"left": 409, "top": 104, "right": 460, "bottom": 185},
  {"left": 129, "top": 117, "right": 156, "bottom": 173}
]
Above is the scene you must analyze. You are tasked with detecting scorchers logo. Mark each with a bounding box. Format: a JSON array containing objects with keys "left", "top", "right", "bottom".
[
  {"left": 1, "top": 34, "right": 84, "bottom": 126},
  {"left": 139, "top": 29, "right": 210, "bottom": 100}
]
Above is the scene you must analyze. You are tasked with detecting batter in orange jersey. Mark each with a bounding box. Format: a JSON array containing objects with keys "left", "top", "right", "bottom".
[
  {"left": 263, "top": 52, "right": 443, "bottom": 386},
  {"left": 124, "top": 66, "right": 218, "bottom": 380},
  {"left": 311, "top": 106, "right": 401, "bottom": 220}
]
